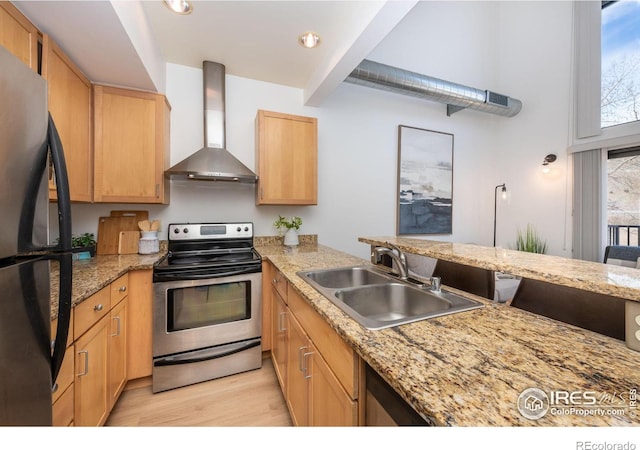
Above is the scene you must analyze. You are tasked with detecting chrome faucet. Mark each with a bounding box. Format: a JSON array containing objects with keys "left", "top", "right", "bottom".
[{"left": 371, "top": 242, "right": 409, "bottom": 280}]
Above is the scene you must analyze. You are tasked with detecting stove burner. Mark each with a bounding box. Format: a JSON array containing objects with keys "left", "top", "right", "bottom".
[{"left": 153, "top": 222, "right": 261, "bottom": 282}]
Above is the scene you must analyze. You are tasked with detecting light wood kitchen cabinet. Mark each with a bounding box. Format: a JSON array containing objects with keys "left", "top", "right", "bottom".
[
  {"left": 51, "top": 309, "right": 75, "bottom": 426},
  {"left": 126, "top": 269, "right": 153, "bottom": 380},
  {"left": 0, "top": 2, "right": 39, "bottom": 71},
  {"left": 93, "top": 85, "right": 170, "bottom": 204},
  {"left": 108, "top": 297, "right": 127, "bottom": 410},
  {"left": 72, "top": 273, "right": 132, "bottom": 426},
  {"left": 271, "top": 285, "right": 288, "bottom": 392},
  {"left": 42, "top": 34, "right": 93, "bottom": 202},
  {"left": 74, "top": 313, "right": 110, "bottom": 426},
  {"left": 255, "top": 110, "right": 317, "bottom": 205},
  {"left": 286, "top": 312, "right": 311, "bottom": 426},
  {"left": 309, "top": 346, "right": 358, "bottom": 426},
  {"left": 265, "top": 260, "right": 360, "bottom": 426}
]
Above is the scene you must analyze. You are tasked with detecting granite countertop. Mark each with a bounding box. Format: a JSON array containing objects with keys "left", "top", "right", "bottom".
[
  {"left": 359, "top": 236, "right": 640, "bottom": 302},
  {"left": 49, "top": 252, "right": 166, "bottom": 321},
  {"left": 255, "top": 241, "right": 640, "bottom": 426}
]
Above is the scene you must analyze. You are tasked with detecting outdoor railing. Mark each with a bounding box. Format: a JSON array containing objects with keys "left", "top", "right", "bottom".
[{"left": 608, "top": 225, "right": 640, "bottom": 246}]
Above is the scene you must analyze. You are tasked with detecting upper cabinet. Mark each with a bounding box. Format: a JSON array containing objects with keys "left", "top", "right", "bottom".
[
  {"left": 0, "top": 2, "right": 38, "bottom": 71},
  {"left": 255, "top": 110, "right": 317, "bottom": 205},
  {"left": 93, "top": 85, "right": 170, "bottom": 204},
  {"left": 42, "top": 34, "right": 93, "bottom": 202}
]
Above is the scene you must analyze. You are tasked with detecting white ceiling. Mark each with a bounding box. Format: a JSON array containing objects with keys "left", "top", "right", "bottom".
[{"left": 14, "top": 0, "right": 418, "bottom": 105}]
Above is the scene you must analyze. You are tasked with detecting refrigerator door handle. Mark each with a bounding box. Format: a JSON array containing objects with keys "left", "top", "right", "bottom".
[
  {"left": 47, "top": 114, "right": 72, "bottom": 253},
  {"left": 50, "top": 253, "right": 72, "bottom": 384}
]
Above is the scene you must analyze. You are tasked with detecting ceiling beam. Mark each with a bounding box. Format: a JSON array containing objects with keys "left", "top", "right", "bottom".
[{"left": 303, "top": 0, "right": 418, "bottom": 107}]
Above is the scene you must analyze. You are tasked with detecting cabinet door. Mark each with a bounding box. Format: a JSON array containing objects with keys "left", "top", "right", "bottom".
[
  {"left": 271, "top": 287, "right": 287, "bottom": 392},
  {"left": 93, "top": 85, "right": 170, "bottom": 204},
  {"left": 108, "top": 298, "right": 127, "bottom": 410},
  {"left": 126, "top": 269, "right": 153, "bottom": 380},
  {"left": 0, "top": 2, "right": 38, "bottom": 71},
  {"left": 256, "top": 110, "right": 317, "bottom": 205},
  {"left": 42, "top": 34, "right": 92, "bottom": 202},
  {"left": 286, "top": 313, "right": 310, "bottom": 426},
  {"left": 310, "top": 348, "right": 358, "bottom": 426},
  {"left": 75, "top": 314, "right": 110, "bottom": 426}
]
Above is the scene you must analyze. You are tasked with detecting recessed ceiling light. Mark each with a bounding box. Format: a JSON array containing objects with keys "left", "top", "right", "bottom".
[
  {"left": 163, "top": 0, "right": 193, "bottom": 15},
  {"left": 298, "top": 32, "right": 321, "bottom": 49}
]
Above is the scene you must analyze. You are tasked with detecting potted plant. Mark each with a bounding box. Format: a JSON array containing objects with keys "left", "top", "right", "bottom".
[
  {"left": 513, "top": 224, "right": 547, "bottom": 254},
  {"left": 71, "top": 232, "right": 97, "bottom": 256},
  {"left": 274, "top": 215, "right": 302, "bottom": 246}
]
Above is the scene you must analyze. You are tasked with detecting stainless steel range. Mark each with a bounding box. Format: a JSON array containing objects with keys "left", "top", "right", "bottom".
[{"left": 152, "top": 222, "right": 262, "bottom": 393}]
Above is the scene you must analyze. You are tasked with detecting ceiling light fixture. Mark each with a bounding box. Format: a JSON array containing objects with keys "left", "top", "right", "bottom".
[
  {"left": 541, "top": 154, "right": 557, "bottom": 174},
  {"left": 299, "top": 32, "right": 321, "bottom": 49},
  {"left": 162, "top": 0, "right": 193, "bottom": 15}
]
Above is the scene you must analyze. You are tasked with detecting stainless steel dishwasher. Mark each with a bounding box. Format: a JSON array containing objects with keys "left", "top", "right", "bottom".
[{"left": 365, "top": 364, "right": 431, "bottom": 426}]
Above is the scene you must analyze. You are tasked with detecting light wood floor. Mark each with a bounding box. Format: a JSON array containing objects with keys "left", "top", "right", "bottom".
[{"left": 106, "top": 356, "right": 292, "bottom": 426}]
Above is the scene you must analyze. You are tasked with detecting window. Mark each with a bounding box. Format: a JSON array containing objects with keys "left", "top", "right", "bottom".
[
  {"left": 607, "top": 147, "right": 640, "bottom": 246},
  {"left": 601, "top": 1, "right": 640, "bottom": 128}
]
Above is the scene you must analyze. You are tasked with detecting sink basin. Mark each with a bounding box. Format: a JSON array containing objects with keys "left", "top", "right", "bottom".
[
  {"left": 301, "top": 266, "right": 391, "bottom": 288},
  {"left": 298, "top": 266, "right": 483, "bottom": 330}
]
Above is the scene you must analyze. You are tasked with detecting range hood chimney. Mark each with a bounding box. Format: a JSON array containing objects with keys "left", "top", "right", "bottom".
[{"left": 166, "top": 61, "right": 258, "bottom": 183}]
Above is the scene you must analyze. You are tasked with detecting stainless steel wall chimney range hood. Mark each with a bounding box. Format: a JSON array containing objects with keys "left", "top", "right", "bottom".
[{"left": 166, "top": 61, "right": 258, "bottom": 183}]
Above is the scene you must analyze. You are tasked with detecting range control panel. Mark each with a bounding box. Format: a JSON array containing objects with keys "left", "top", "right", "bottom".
[{"left": 168, "top": 223, "right": 253, "bottom": 241}]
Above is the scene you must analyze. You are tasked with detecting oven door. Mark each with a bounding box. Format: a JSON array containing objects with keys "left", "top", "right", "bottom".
[{"left": 153, "top": 271, "right": 261, "bottom": 357}]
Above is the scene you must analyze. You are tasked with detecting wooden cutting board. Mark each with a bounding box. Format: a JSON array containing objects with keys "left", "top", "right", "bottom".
[
  {"left": 110, "top": 210, "right": 149, "bottom": 231},
  {"left": 118, "top": 231, "right": 139, "bottom": 255},
  {"left": 97, "top": 216, "right": 122, "bottom": 255}
]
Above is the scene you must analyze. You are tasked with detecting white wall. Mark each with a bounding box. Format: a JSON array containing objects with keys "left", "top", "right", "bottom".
[{"left": 60, "top": 1, "right": 575, "bottom": 260}]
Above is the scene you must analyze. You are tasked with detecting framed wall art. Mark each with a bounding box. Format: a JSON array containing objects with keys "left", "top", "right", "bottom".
[{"left": 397, "top": 125, "right": 454, "bottom": 235}]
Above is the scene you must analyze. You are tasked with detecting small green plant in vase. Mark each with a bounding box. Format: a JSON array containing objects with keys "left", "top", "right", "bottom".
[
  {"left": 71, "top": 233, "right": 97, "bottom": 256},
  {"left": 274, "top": 215, "right": 302, "bottom": 246}
]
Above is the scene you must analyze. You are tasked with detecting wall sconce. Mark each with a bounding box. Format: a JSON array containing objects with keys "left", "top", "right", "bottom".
[
  {"left": 493, "top": 183, "right": 507, "bottom": 246},
  {"left": 542, "top": 154, "right": 557, "bottom": 174}
]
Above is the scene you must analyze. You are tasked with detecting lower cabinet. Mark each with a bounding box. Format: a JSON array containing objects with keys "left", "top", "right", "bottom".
[
  {"left": 108, "top": 297, "right": 127, "bottom": 410},
  {"left": 74, "top": 314, "right": 110, "bottom": 426},
  {"left": 271, "top": 285, "right": 288, "bottom": 392},
  {"left": 58, "top": 272, "right": 133, "bottom": 426},
  {"left": 266, "top": 260, "right": 360, "bottom": 426},
  {"left": 286, "top": 313, "right": 310, "bottom": 426}
]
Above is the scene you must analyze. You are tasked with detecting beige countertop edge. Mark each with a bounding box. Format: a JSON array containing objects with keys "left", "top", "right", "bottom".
[
  {"left": 50, "top": 252, "right": 166, "bottom": 321},
  {"left": 256, "top": 243, "right": 640, "bottom": 427},
  {"left": 358, "top": 236, "right": 640, "bottom": 302}
]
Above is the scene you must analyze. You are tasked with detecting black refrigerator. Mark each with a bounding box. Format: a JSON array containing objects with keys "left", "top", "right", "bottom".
[{"left": 0, "top": 45, "right": 73, "bottom": 425}]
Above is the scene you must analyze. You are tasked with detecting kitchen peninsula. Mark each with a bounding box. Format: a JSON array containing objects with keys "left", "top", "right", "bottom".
[{"left": 258, "top": 238, "right": 640, "bottom": 426}]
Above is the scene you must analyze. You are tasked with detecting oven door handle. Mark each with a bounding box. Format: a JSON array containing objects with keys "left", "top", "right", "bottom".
[
  {"left": 153, "top": 339, "right": 261, "bottom": 367},
  {"left": 154, "top": 266, "right": 261, "bottom": 281}
]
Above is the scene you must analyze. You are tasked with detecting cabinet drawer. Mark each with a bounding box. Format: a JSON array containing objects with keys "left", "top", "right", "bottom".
[
  {"left": 272, "top": 268, "right": 288, "bottom": 302},
  {"left": 52, "top": 384, "right": 74, "bottom": 426},
  {"left": 74, "top": 286, "right": 111, "bottom": 339},
  {"left": 110, "top": 273, "right": 129, "bottom": 306},
  {"left": 52, "top": 344, "right": 74, "bottom": 404},
  {"left": 288, "top": 285, "right": 359, "bottom": 399}
]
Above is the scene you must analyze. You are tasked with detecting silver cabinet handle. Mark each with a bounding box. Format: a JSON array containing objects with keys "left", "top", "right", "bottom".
[
  {"left": 77, "top": 350, "right": 89, "bottom": 377},
  {"left": 272, "top": 278, "right": 278, "bottom": 284},
  {"left": 298, "top": 346, "right": 308, "bottom": 372},
  {"left": 94, "top": 303, "right": 103, "bottom": 312},
  {"left": 303, "top": 351, "right": 313, "bottom": 379},
  {"left": 111, "top": 316, "right": 121, "bottom": 337},
  {"left": 278, "top": 311, "right": 287, "bottom": 332},
  {"left": 118, "top": 286, "right": 127, "bottom": 292}
]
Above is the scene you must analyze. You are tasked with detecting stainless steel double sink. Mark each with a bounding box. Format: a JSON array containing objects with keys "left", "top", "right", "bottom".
[{"left": 297, "top": 265, "right": 484, "bottom": 330}]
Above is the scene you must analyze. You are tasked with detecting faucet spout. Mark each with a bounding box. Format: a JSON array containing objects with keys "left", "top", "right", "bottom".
[{"left": 371, "top": 242, "right": 409, "bottom": 280}]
